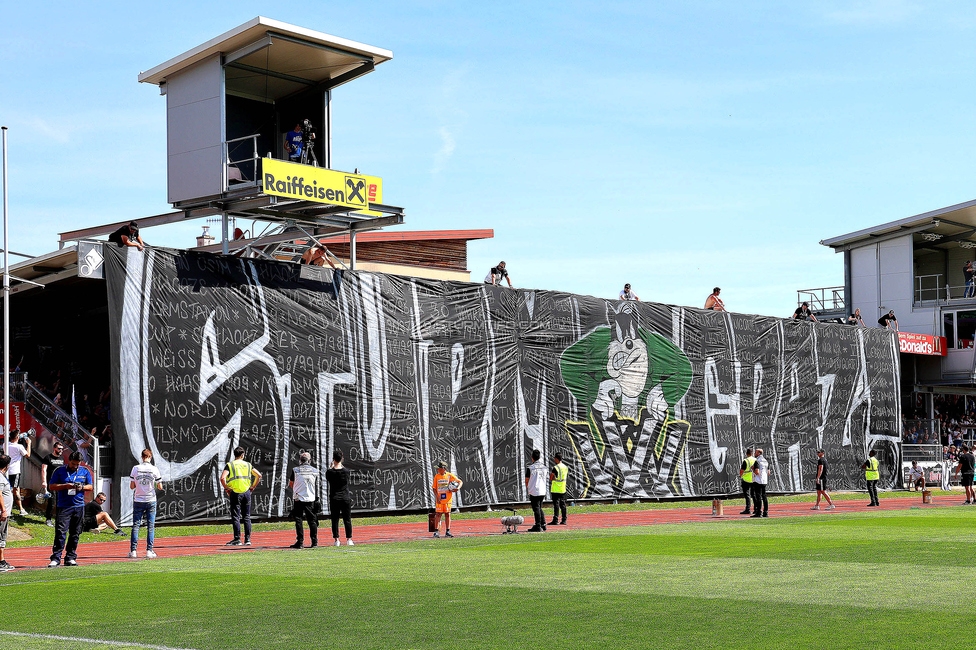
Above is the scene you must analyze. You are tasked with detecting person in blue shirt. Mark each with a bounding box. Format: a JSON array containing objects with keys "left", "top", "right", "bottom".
[
  {"left": 284, "top": 123, "right": 303, "bottom": 162},
  {"left": 48, "top": 452, "right": 93, "bottom": 567}
]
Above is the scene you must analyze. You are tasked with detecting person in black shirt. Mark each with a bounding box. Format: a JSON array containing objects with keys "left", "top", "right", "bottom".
[
  {"left": 83, "top": 492, "right": 126, "bottom": 536},
  {"left": 793, "top": 302, "right": 818, "bottom": 322},
  {"left": 108, "top": 221, "right": 146, "bottom": 251},
  {"left": 325, "top": 449, "right": 353, "bottom": 546},
  {"left": 965, "top": 261, "right": 975, "bottom": 298},
  {"left": 878, "top": 310, "right": 899, "bottom": 331},
  {"left": 40, "top": 442, "right": 66, "bottom": 526},
  {"left": 811, "top": 449, "right": 834, "bottom": 510},
  {"left": 955, "top": 445, "right": 976, "bottom": 504}
]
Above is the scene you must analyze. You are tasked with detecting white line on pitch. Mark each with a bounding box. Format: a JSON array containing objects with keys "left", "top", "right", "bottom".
[{"left": 0, "top": 630, "right": 198, "bottom": 650}]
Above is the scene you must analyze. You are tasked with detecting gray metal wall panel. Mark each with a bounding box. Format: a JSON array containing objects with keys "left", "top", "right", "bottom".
[
  {"left": 166, "top": 56, "right": 223, "bottom": 204},
  {"left": 850, "top": 245, "right": 878, "bottom": 319},
  {"left": 880, "top": 236, "right": 912, "bottom": 319},
  {"left": 167, "top": 147, "right": 223, "bottom": 204},
  {"left": 165, "top": 56, "right": 221, "bottom": 109},
  {"left": 167, "top": 97, "right": 222, "bottom": 156}
]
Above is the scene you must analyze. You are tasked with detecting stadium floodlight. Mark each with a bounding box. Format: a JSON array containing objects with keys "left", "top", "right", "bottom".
[
  {"left": 960, "top": 241, "right": 976, "bottom": 249},
  {"left": 920, "top": 233, "right": 943, "bottom": 241}
]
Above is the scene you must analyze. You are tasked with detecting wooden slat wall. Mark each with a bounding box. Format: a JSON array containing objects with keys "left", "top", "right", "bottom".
[{"left": 325, "top": 239, "right": 468, "bottom": 271}]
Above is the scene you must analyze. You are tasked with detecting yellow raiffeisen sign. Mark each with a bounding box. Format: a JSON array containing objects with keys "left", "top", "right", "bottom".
[{"left": 262, "top": 158, "right": 382, "bottom": 211}]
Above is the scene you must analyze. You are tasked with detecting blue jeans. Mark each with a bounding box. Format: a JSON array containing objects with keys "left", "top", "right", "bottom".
[{"left": 131, "top": 501, "right": 157, "bottom": 552}]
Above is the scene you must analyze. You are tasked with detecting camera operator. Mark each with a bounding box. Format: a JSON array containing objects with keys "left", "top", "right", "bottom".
[
  {"left": 48, "top": 451, "right": 93, "bottom": 567},
  {"left": 6, "top": 428, "right": 31, "bottom": 516},
  {"left": 285, "top": 123, "right": 303, "bottom": 162}
]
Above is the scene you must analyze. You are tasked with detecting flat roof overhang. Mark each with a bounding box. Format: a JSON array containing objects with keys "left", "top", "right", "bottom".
[
  {"left": 138, "top": 17, "right": 392, "bottom": 90},
  {"left": 821, "top": 198, "right": 976, "bottom": 252}
]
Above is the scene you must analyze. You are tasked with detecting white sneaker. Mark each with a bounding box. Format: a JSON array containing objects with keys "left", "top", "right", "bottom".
[
  {"left": 334, "top": 539, "right": 341, "bottom": 547},
  {"left": 146, "top": 550, "right": 157, "bottom": 559},
  {"left": 810, "top": 506, "right": 820, "bottom": 510},
  {"left": 347, "top": 539, "right": 355, "bottom": 546},
  {"left": 45, "top": 520, "right": 54, "bottom": 527},
  {"left": 825, "top": 505, "right": 836, "bottom": 510},
  {"left": 47, "top": 560, "right": 60, "bottom": 568},
  {"left": 18, "top": 510, "right": 25, "bottom": 517},
  {"left": 128, "top": 551, "right": 138, "bottom": 558}
]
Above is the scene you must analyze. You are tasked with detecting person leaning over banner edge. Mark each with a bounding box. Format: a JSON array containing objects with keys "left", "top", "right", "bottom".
[
  {"left": 108, "top": 221, "right": 146, "bottom": 251},
  {"left": 220, "top": 446, "right": 261, "bottom": 546}
]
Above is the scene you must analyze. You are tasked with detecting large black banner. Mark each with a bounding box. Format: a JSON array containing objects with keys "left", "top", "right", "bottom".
[{"left": 105, "top": 247, "right": 901, "bottom": 522}]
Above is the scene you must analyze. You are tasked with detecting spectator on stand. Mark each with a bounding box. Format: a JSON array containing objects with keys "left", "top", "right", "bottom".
[
  {"left": 484, "top": 261, "right": 513, "bottom": 288},
  {"left": 619, "top": 284, "right": 640, "bottom": 301},
  {"left": 793, "top": 302, "right": 818, "bottom": 322},
  {"left": 847, "top": 308, "right": 865, "bottom": 326},
  {"left": 878, "top": 310, "right": 899, "bottom": 331},
  {"left": 704, "top": 287, "right": 725, "bottom": 311}
]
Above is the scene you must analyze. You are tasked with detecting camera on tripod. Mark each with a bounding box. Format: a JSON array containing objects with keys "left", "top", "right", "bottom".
[{"left": 300, "top": 119, "right": 318, "bottom": 166}]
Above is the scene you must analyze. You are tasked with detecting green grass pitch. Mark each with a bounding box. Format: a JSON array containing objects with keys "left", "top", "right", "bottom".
[{"left": 0, "top": 507, "right": 967, "bottom": 649}]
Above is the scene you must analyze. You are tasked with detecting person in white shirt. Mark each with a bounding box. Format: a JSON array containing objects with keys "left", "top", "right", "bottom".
[
  {"left": 484, "top": 261, "right": 513, "bottom": 287},
  {"left": 6, "top": 429, "right": 31, "bottom": 516},
  {"left": 288, "top": 452, "right": 320, "bottom": 549},
  {"left": 619, "top": 283, "right": 640, "bottom": 301},
  {"left": 750, "top": 448, "right": 771, "bottom": 518},
  {"left": 525, "top": 449, "right": 549, "bottom": 532},
  {"left": 0, "top": 454, "right": 14, "bottom": 571},
  {"left": 907, "top": 461, "right": 925, "bottom": 491},
  {"left": 129, "top": 448, "right": 163, "bottom": 559}
]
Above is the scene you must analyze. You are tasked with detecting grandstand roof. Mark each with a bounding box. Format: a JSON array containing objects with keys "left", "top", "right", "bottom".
[{"left": 821, "top": 198, "right": 976, "bottom": 251}]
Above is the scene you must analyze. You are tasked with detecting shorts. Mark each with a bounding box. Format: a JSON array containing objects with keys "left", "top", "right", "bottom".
[
  {"left": 7, "top": 474, "right": 20, "bottom": 488},
  {"left": 815, "top": 479, "right": 827, "bottom": 491},
  {"left": 84, "top": 517, "right": 98, "bottom": 531},
  {"left": 912, "top": 478, "right": 925, "bottom": 488},
  {"left": 963, "top": 473, "right": 974, "bottom": 488},
  {"left": 435, "top": 493, "right": 453, "bottom": 514}
]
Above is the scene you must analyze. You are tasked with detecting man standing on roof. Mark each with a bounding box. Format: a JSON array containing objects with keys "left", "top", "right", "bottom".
[
  {"left": 485, "top": 261, "right": 513, "bottom": 287},
  {"left": 108, "top": 221, "right": 146, "bottom": 251}
]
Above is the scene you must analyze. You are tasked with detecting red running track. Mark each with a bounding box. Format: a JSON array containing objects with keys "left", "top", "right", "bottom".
[{"left": 5, "top": 494, "right": 962, "bottom": 570}]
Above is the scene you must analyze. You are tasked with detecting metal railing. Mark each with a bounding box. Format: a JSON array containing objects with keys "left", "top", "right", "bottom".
[
  {"left": 224, "top": 134, "right": 261, "bottom": 190},
  {"left": 796, "top": 286, "right": 845, "bottom": 312},
  {"left": 901, "top": 444, "right": 943, "bottom": 463},
  {"left": 22, "top": 380, "right": 99, "bottom": 480},
  {"left": 914, "top": 273, "right": 976, "bottom": 303}
]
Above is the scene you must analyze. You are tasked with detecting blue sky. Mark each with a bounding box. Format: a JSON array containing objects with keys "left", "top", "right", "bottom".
[{"left": 2, "top": 1, "right": 976, "bottom": 316}]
